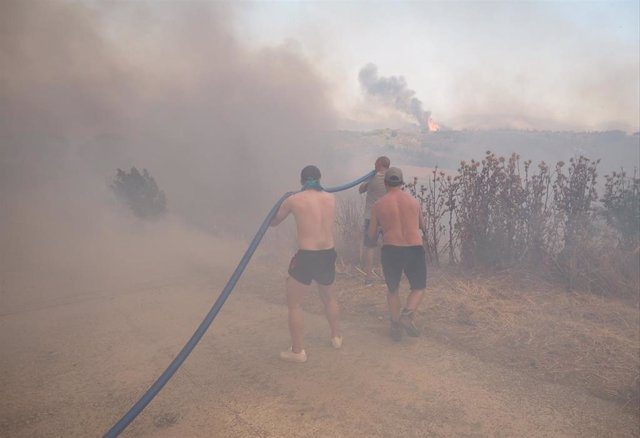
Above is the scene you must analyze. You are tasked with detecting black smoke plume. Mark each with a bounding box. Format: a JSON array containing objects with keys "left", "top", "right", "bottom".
[{"left": 358, "top": 63, "right": 430, "bottom": 130}]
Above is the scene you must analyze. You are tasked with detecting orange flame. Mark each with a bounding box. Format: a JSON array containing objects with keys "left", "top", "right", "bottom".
[{"left": 427, "top": 116, "right": 440, "bottom": 132}]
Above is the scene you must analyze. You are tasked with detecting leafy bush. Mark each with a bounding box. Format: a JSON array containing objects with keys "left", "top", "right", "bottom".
[
  {"left": 406, "top": 167, "right": 456, "bottom": 266},
  {"left": 447, "top": 152, "right": 551, "bottom": 269},
  {"left": 404, "top": 152, "right": 635, "bottom": 296},
  {"left": 333, "top": 151, "right": 637, "bottom": 297},
  {"left": 111, "top": 167, "right": 167, "bottom": 219},
  {"left": 552, "top": 157, "right": 599, "bottom": 247}
]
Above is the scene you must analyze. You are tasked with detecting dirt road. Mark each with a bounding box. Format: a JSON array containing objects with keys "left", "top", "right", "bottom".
[{"left": 1, "top": 261, "right": 637, "bottom": 437}]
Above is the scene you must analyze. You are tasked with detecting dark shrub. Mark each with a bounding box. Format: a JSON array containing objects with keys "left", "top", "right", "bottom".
[{"left": 111, "top": 167, "right": 167, "bottom": 219}]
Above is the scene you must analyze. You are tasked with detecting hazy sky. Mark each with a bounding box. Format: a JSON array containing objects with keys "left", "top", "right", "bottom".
[{"left": 233, "top": 1, "right": 639, "bottom": 132}]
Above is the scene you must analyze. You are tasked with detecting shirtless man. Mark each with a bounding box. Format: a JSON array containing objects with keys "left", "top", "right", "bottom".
[
  {"left": 359, "top": 156, "right": 390, "bottom": 285},
  {"left": 368, "top": 167, "right": 427, "bottom": 341},
  {"left": 270, "top": 165, "right": 341, "bottom": 362}
]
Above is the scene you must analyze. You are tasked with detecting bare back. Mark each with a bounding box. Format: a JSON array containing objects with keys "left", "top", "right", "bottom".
[
  {"left": 273, "top": 190, "right": 336, "bottom": 250},
  {"left": 371, "top": 189, "right": 422, "bottom": 246}
]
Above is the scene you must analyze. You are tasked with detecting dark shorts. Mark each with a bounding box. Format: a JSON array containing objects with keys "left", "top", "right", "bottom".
[
  {"left": 381, "top": 245, "right": 427, "bottom": 293},
  {"left": 363, "top": 219, "right": 381, "bottom": 248},
  {"left": 288, "top": 248, "right": 337, "bottom": 286}
]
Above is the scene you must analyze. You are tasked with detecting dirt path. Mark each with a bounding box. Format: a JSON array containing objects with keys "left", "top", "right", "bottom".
[{"left": 0, "top": 265, "right": 638, "bottom": 437}]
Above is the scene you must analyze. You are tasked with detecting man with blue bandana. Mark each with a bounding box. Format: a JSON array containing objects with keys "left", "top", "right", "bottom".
[{"left": 270, "top": 165, "right": 341, "bottom": 362}]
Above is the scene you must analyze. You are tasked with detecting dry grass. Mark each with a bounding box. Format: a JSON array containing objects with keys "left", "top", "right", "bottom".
[
  {"left": 332, "top": 266, "right": 640, "bottom": 410},
  {"left": 554, "top": 237, "right": 640, "bottom": 299},
  {"left": 253, "top": 241, "right": 639, "bottom": 410}
]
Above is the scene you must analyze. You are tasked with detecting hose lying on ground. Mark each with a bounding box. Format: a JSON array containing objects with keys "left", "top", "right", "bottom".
[{"left": 103, "top": 170, "right": 375, "bottom": 438}]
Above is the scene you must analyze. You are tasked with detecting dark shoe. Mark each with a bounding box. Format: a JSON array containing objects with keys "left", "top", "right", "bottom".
[
  {"left": 390, "top": 320, "right": 402, "bottom": 342},
  {"left": 399, "top": 310, "right": 420, "bottom": 337}
]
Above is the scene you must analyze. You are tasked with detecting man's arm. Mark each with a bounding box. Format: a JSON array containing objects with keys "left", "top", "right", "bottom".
[
  {"left": 368, "top": 207, "right": 379, "bottom": 240},
  {"left": 358, "top": 181, "right": 369, "bottom": 194},
  {"left": 270, "top": 197, "right": 292, "bottom": 227}
]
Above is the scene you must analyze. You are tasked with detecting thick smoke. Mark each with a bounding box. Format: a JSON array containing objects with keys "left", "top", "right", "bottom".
[
  {"left": 0, "top": 1, "right": 341, "bottom": 305},
  {"left": 358, "top": 63, "right": 430, "bottom": 130},
  {"left": 0, "top": 1, "right": 340, "bottom": 226}
]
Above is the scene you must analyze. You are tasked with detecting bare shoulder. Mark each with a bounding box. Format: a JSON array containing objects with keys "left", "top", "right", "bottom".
[
  {"left": 290, "top": 190, "right": 334, "bottom": 205},
  {"left": 286, "top": 191, "right": 308, "bottom": 210},
  {"left": 402, "top": 191, "right": 420, "bottom": 208},
  {"left": 401, "top": 190, "right": 417, "bottom": 201},
  {"left": 322, "top": 191, "right": 336, "bottom": 201},
  {"left": 319, "top": 191, "right": 335, "bottom": 208},
  {"left": 287, "top": 191, "right": 303, "bottom": 203}
]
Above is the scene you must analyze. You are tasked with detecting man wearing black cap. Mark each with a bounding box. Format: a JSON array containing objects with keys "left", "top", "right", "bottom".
[
  {"left": 270, "top": 165, "right": 342, "bottom": 362},
  {"left": 368, "top": 167, "right": 427, "bottom": 341}
]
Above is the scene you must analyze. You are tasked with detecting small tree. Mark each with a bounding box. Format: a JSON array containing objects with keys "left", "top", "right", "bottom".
[
  {"left": 552, "top": 156, "right": 599, "bottom": 290},
  {"left": 602, "top": 169, "right": 640, "bottom": 250},
  {"left": 443, "top": 174, "right": 459, "bottom": 265},
  {"left": 111, "top": 167, "right": 167, "bottom": 219},
  {"left": 406, "top": 168, "right": 448, "bottom": 267},
  {"left": 522, "top": 160, "right": 553, "bottom": 264},
  {"left": 553, "top": 156, "right": 599, "bottom": 249},
  {"left": 456, "top": 152, "right": 521, "bottom": 269}
]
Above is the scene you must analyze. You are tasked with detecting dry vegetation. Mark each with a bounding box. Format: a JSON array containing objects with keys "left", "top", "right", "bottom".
[
  {"left": 405, "top": 151, "right": 639, "bottom": 299},
  {"left": 327, "top": 151, "right": 639, "bottom": 410},
  {"left": 316, "top": 268, "right": 640, "bottom": 411},
  {"left": 423, "top": 271, "right": 639, "bottom": 408}
]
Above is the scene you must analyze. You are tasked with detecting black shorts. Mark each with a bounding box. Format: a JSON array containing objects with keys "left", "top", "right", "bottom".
[
  {"left": 288, "top": 248, "right": 337, "bottom": 286},
  {"left": 363, "top": 219, "right": 381, "bottom": 248},
  {"left": 381, "top": 245, "right": 427, "bottom": 293}
]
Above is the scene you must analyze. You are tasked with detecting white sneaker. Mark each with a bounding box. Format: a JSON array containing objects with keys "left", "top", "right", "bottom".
[
  {"left": 330, "top": 336, "right": 343, "bottom": 349},
  {"left": 280, "top": 348, "right": 307, "bottom": 363}
]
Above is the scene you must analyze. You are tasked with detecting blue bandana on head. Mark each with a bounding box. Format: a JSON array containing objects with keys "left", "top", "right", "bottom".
[{"left": 302, "top": 178, "right": 324, "bottom": 191}]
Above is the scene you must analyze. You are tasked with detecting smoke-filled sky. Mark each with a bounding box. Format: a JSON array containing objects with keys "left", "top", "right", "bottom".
[
  {"left": 1, "top": 0, "right": 638, "bottom": 252},
  {"left": 1, "top": 1, "right": 343, "bottom": 230},
  {"left": 0, "top": 0, "right": 354, "bottom": 286},
  {"left": 236, "top": 1, "right": 640, "bottom": 132}
]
